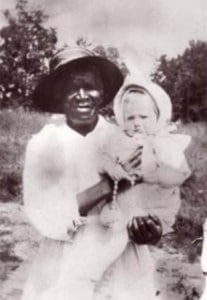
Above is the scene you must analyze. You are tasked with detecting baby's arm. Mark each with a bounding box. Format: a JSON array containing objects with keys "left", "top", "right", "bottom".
[
  {"left": 97, "top": 150, "right": 132, "bottom": 181},
  {"left": 143, "top": 136, "right": 191, "bottom": 188}
]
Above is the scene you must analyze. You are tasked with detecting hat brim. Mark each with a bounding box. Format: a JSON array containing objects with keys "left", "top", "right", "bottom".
[{"left": 33, "top": 56, "right": 124, "bottom": 113}]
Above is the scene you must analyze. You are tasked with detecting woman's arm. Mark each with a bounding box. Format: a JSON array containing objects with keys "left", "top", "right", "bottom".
[
  {"left": 77, "top": 178, "right": 112, "bottom": 215},
  {"left": 23, "top": 125, "right": 80, "bottom": 241}
]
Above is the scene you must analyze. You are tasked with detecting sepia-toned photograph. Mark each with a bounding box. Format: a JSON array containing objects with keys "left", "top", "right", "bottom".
[{"left": 0, "top": 0, "right": 207, "bottom": 299}]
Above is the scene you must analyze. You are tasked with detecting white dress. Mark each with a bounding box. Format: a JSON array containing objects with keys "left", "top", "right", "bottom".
[{"left": 22, "top": 117, "right": 158, "bottom": 300}]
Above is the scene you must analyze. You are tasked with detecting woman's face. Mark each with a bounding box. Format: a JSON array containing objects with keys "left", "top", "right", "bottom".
[
  {"left": 123, "top": 92, "right": 157, "bottom": 136},
  {"left": 63, "top": 68, "right": 104, "bottom": 134}
]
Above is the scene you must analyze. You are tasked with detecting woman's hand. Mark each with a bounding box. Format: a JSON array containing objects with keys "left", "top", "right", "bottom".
[{"left": 127, "top": 215, "right": 162, "bottom": 245}]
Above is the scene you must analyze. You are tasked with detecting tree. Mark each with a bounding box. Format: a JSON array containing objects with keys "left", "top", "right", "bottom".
[
  {"left": 76, "top": 37, "right": 128, "bottom": 76},
  {"left": 0, "top": 0, "right": 57, "bottom": 108},
  {"left": 151, "top": 41, "right": 207, "bottom": 122}
]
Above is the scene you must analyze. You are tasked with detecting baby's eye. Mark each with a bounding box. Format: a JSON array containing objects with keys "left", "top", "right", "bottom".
[
  {"left": 139, "top": 115, "right": 148, "bottom": 119},
  {"left": 127, "top": 116, "right": 135, "bottom": 121}
]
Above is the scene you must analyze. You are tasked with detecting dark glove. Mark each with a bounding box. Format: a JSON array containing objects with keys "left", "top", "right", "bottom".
[{"left": 127, "top": 215, "right": 162, "bottom": 245}]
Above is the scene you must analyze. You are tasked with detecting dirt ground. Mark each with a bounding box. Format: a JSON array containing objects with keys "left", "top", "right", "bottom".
[{"left": 0, "top": 202, "right": 205, "bottom": 300}]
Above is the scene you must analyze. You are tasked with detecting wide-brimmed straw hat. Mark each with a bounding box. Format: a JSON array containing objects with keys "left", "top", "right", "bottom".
[{"left": 33, "top": 47, "right": 124, "bottom": 113}]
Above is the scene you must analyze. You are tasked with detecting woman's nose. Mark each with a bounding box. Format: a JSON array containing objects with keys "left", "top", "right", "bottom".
[{"left": 78, "top": 88, "right": 88, "bottom": 99}]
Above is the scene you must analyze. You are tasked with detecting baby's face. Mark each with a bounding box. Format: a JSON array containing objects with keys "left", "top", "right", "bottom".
[{"left": 123, "top": 92, "right": 157, "bottom": 136}]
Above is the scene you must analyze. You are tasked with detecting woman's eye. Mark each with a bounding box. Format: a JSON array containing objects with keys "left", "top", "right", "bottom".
[{"left": 88, "top": 90, "right": 101, "bottom": 98}]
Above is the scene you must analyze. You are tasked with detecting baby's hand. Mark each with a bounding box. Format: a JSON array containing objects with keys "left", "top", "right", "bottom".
[
  {"left": 72, "top": 217, "right": 86, "bottom": 231},
  {"left": 110, "top": 163, "right": 133, "bottom": 182},
  {"left": 130, "top": 173, "right": 143, "bottom": 186},
  {"left": 101, "top": 155, "right": 132, "bottom": 182},
  {"left": 111, "top": 163, "right": 143, "bottom": 187},
  {"left": 119, "top": 145, "right": 143, "bottom": 176}
]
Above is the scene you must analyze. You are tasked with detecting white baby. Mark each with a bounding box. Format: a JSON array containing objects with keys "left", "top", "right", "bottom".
[{"left": 99, "top": 76, "right": 192, "bottom": 235}]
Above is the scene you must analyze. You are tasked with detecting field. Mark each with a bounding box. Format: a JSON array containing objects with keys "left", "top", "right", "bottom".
[{"left": 0, "top": 109, "right": 207, "bottom": 299}]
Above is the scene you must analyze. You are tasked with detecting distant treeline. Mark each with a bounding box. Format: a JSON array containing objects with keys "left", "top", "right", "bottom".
[
  {"left": 0, "top": 0, "right": 207, "bottom": 122},
  {"left": 151, "top": 40, "right": 207, "bottom": 123}
]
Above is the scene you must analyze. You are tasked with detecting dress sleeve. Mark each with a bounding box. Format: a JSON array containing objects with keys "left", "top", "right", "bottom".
[
  {"left": 23, "top": 124, "right": 80, "bottom": 241},
  {"left": 143, "top": 134, "right": 192, "bottom": 188}
]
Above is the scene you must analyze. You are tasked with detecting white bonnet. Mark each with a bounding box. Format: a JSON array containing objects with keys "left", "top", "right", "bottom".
[{"left": 113, "top": 74, "right": 172, "bottom": 130}]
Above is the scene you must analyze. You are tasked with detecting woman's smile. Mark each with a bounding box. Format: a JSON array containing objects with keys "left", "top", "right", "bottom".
[{"left": 71, "top": 98, "right": 96, "bottom": 119}]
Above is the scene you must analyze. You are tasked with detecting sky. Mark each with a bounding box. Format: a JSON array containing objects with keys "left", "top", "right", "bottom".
[{"left": 0, "top": 0, "right": 207, "bottom": 77}]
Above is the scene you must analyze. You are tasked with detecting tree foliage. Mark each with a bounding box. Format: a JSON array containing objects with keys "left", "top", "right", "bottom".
[
  {"left": 151, "top": 40, "right": 207, "bottom": 122},
  {"left": 76, "top": 37, "right": 128, "bottom": 76},
  {"left": 0, "top": 0, "right": 57, "bottom": 108}
]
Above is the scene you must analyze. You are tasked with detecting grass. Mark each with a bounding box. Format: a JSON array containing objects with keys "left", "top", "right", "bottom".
[
  {"left": 0, "top": 108, "right": 49, "bottom": 202},
  {"left": 169, "top": 122, "right": 207, "bottom": 259},
  {"left": 177, "top": 122, "right": 207, "bottom": 230},
  {"left": 0, "top": 109, "right": 207, "bottom": 248}
]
